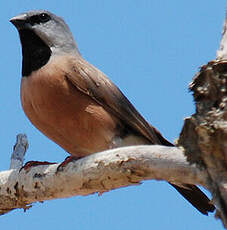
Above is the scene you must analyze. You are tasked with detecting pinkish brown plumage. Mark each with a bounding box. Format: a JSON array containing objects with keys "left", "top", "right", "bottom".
[{"left": 11, "top": 10, "right": 215, "bottom": 215}]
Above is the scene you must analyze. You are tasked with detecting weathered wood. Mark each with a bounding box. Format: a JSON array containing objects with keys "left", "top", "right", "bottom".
[
  {"left": 178, "top": 16, "right": 227, "bottom": 228},
  {"left": 0, "top": 145, "right": 206, "bottom": 215},
  {"left": 10, "top": 134, "right": 28, "bottom": 169}
]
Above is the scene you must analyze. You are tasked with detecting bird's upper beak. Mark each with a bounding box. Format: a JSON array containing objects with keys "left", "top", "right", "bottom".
[{"left": 10, "top": 13, "right": 28, "bottom": 29}]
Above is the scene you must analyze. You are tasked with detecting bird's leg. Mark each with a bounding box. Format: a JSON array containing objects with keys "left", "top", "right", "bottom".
[{"left": 20, "top": 161, "right": 56, "bottom": 172}]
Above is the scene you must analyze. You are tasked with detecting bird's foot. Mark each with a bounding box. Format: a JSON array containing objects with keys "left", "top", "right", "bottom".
[
  {"left": 20, "top": 161, "right": 56, "bottom": 172},
  {"left": 57, "top": 156, "right": 82, "bottom": 172}
]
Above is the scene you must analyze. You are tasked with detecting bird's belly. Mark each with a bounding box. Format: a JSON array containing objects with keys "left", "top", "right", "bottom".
[{"left": 20, "top": 71, "right": 118, "bottom": 157}]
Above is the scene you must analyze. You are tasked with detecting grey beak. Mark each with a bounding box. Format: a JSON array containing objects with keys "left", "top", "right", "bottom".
[{"left": 10, "top": 14, "right": 27, "bottom": 29}]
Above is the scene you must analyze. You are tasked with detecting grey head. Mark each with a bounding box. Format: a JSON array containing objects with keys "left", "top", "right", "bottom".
[{"left": 10, "top": 10, "right": 80, "bottom": 76}]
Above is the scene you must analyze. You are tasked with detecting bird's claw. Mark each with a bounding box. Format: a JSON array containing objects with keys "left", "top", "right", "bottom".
[
  {"left": 56, "top": 156, "right": 82, "bottom": 172},
  {"left": 20, "top": 160, "right": 56, "bottom": 172}
]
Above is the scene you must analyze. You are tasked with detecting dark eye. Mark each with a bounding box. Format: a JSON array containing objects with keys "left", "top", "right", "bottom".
[
  {"left": 39, "top": 13, "right": 50, "bottom": 23},
  {"left": 29, "top": 13, "right": 51, "bottom": 25}
]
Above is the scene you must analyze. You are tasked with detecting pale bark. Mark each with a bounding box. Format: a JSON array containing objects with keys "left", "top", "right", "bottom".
[
  {"left": 0, "top": 143, "right": 205, "bottom": 215},
  {"left": 10, "top": 134, "right": 28, "bottom": 169},
  {"left": 1, "top": 11, "right": 226, "bottom": 229}
]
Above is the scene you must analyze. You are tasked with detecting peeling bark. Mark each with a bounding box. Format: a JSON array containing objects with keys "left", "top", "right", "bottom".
[
  {"left": 0, "top": 145, "right": 206, "bottom": 215},
  {"left": 1, "top": 10, "right": 226, "bottom": 229},
  {"left": 178, "top": 17, "right": 227, "bottom": 228}
]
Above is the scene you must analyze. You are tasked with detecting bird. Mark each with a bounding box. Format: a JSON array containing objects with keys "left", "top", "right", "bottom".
[{"left": 10, "top": 10, "right": 215, "bottom": 215}]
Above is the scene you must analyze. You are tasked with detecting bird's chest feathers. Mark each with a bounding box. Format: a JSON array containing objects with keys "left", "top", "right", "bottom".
[
  {"left": 21, "top": 66, "right": 75, "bottom": 120},
  {"left": 21, "top": 65, "right": 110, "bottom": 126},
  {"left": 20, "top": 60, "right": 117, "bottom": 155}
]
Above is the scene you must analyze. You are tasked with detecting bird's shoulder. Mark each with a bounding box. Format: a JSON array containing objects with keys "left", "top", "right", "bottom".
[{"left": 57, "top": 55, "right": 164, "bottom": 144}]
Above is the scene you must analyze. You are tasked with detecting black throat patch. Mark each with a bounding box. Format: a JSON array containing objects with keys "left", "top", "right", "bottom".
[{"left": 18, "top": 29, "right": 51, "bottom": 77}]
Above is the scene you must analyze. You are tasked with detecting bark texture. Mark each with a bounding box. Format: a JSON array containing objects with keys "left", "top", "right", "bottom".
[
  {"left": 1, "top": 12, "right": 226, "bottom": 228},
  {"left": 0, "top": 145, "right": 205, "bottom": 215},
  {"left": 178, "top": 17, "right": 227, "bottom": 227}
]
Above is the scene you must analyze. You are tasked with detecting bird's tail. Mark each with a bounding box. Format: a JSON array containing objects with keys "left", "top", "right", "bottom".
[
  {"left": 170, "top": 183, "right": 215, "bottom": 215},
  {"left": 150, "top": 125, "right": 215, "bottom": 215}
]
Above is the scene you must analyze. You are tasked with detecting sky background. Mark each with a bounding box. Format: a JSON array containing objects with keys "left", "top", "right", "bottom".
[{"left": 0, "top": 1, "right": 226, "bottom": 229}]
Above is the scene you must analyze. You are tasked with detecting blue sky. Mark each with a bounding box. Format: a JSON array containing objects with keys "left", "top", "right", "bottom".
[{"left": 0, "top": 1, "right": 225, "bottom": 229}]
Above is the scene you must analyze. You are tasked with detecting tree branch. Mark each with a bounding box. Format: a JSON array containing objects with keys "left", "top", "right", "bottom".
[
  {"left": 178, "top": 16, "right": 227, "bottom": 227},
  {"left": 2, "top": 12, "right": 226, "bottom": 228},
  {"left": 10, "top": 134, "right": 28, "bottom": 169},
  {"left": 0, "top": 144, "right": 206, "bottom": 215}
]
